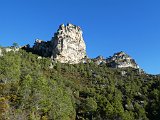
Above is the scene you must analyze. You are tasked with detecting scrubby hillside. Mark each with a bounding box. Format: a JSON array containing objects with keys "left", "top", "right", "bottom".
[{"left": 0, "top": 50, "right": 160, "bottom": 120}]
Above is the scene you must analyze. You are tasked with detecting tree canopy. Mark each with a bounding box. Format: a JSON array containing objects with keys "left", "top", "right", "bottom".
[{"left": 0, "top": 49, "right": 159, "bottom": 120}]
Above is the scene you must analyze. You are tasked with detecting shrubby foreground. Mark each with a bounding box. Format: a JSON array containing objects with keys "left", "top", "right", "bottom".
[{"left": 0, "top": 50, "right": 160, "bottom": 120}]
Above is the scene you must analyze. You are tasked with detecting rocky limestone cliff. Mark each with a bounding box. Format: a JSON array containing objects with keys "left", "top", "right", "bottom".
[
  {"left": 32, "top": 23, "right": 86, "bottom": 64},
  {"left": 26, "top": 24, "right": 140, "bottom": 69},
  {"left": 106, "top": 51, "right": 139, "bottom": 69},
  {"left": 51, "top": 23, "right": 86, "bottom": 63}
]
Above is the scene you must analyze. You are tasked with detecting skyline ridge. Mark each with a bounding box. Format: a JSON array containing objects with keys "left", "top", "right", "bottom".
[{"left": 0, "top": 0, "right": 160, "bottom": 74}]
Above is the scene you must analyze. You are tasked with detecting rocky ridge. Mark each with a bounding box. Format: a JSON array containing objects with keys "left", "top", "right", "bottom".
[
  {"left": 91, "top": 51, "right": 139, "bottom": 69},
  {"left": 92, "top": 56, "right": 106, "bottom": 65},
  {"left": 106, "top": 51, "right": 139, "bottom": 69},
  {"left": 20, "top": 23, "right": 140, "bottom": 69}
]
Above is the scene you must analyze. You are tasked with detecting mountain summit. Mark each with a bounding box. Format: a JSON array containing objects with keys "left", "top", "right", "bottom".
[
  {"left": 32, "top": 23, "right": 86, "bottom": 64},
  {"left": 51, "top": 23, "right": 86, "bottom": 63}
]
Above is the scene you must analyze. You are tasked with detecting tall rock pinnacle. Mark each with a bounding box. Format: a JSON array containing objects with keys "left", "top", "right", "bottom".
[
  {"left": 51, "top": 23, "right": 86, "bottom": 64},
  {"left": 31, "top": 23, "right": 87, "bottom": 64}
]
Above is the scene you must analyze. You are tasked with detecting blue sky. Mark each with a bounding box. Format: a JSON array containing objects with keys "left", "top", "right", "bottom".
[{"left": 0, "top": 0, "right": 160, "bottom": 74}]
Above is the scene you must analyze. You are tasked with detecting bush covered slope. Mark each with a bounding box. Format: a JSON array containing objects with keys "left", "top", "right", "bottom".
[{"left": 0, "top": 50, "right": 160, "bottom": 120}]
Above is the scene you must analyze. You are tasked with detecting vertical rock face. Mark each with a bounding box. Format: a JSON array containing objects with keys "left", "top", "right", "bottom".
[
  {"left": 51, "top": 23, "right": 86, "bottom": 64},
  {"left": 0, "top": 48, "right": 2, "bottom": 56},
  {"left": 106, "top": 51, "right": 139, "bottom": 69},
  {"left": 31, "top": 23, "right": 87, "bottom": 64}
]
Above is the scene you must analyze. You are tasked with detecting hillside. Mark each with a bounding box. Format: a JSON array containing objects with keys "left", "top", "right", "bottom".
[{"left": 0, "top": 49, "right": 160, "bottom": 120}]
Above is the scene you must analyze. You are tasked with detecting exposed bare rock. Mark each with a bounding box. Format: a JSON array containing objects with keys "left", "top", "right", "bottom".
[
  {"left": 32, "top": 23, "right": 86, "bottom": 64},
  {"left": 5, "top": 48, "right": 19, "bottom": 52},
  {"left": 106, "top": 51, "right": 139, "bottom": 69},
  {"left": 121, "top": 71, "right": 127, "bottom": 76},
  {"left": 81, "top": 56, "right": 91, "bottom": 64},
  {"left": 0, "top": 47, "right": 19, "bottom": 56},
  {"left": 0, "top": 48, "right": 2, "bottom": 56},
  {"left": 51, "top": 23, "right": 86, "bottom": 64},
  {"left": 92, "top": 56, "right": 106, "bottom": 65},
  {"left": 27, "top": 24, "right": 140, "bottom": 68}
]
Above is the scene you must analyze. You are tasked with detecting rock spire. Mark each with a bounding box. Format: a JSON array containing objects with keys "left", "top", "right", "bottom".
[
  {"left": 51, "top": 23, "right": 86, "bottom": 63},
  {"left": 32, "top": 23, "right": 87, "bottom": 64}
]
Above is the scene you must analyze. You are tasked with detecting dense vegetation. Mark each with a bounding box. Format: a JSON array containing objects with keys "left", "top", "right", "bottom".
[{"left": 0, "top": 49, "right": 160, "bottom": 120}]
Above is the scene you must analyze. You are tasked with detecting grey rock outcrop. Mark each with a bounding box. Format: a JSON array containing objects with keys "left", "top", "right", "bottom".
[
  {"left": 51, "top": 23, "right": 86, "bottom": 63},
  {"left": 106, "top": 51, "right": 139, "bottom": 69},
  {"left": 0, "top": 48, "right": 2, "bottom": 56},
  {"left": 32, "top": 23, "right": 87, "bottom": 64},
  {"left": 92, "top": 56, "right": 106, "bottom": 65}
]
